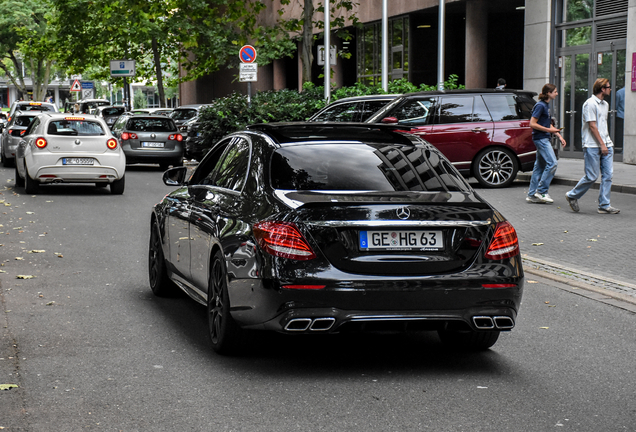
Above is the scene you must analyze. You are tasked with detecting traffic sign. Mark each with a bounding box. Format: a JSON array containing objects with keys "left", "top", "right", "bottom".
[
  {"left": 239, "top": 63, "right": 258, "bottom": 82},
  {"left": 70, "top": 80, "right": 81, "bottom": 92},
  {"left": 110, "top": 59, "right": 136, "bottom": 77},
  {"left": 239, "top": 45, "right": 257, "bottom": 63},
  {"left": 81, "top": 81, "right": 94, "bottom": 89}
]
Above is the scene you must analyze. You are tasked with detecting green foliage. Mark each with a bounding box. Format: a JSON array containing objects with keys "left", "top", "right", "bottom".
[
  {"left": 197, "top": 75, "right": 464, "bottom": 147},
  {"left": 133, "top": 90, "right": 147, "bottom": 109}
]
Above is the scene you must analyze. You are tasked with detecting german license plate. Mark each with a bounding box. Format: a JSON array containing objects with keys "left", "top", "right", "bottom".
[
  {"left": 360, "top": 230, "right": 444, "bottom": 251},
  {"left": 142, "top": 142, "right": 164, "bottom": 148},
  {"left": 63, "top": 158, "right": 94, "bottom": 165}
]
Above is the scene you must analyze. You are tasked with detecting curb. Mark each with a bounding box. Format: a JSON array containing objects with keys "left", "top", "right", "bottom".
[
  {"left": 522, "top": 255, "right": 636, "bottom": 313},
  {"left": 516, "top": 173, "right": 636, "bottom": 195}
]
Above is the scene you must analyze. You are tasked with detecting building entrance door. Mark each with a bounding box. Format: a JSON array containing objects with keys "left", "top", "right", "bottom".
[{"left": 558, "top": 52, "right": 589, "bottom": 157}]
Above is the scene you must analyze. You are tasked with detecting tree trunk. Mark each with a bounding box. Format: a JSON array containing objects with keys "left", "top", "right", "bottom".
[
  {"left": 152, "top": 37, "right": 166, "bottom": 108},
  {"left": 301, "top": 0, "right": 314, "bottom": 85}
]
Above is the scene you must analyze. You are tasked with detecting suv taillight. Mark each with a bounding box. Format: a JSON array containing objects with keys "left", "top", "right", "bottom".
[
  {"left": 169, "top": 134, "right": 183, "bottom": 141},
  {"left": 484, "top": 221, "right": 519, "bottom": 260},
  {"left": 253, "top": 221, "right": 316, "bottom": 261}
]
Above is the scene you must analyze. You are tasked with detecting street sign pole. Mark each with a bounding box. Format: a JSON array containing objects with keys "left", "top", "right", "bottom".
[{"left": 239, "top": 46, "right": 258, "bottom": 108}]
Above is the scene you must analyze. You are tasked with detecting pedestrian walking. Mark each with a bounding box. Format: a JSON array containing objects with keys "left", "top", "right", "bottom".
[
  {"left": 526, "top": 83, "right": 566, "bottom": 204},
  {"left": 565, "top": 78, "right": 620, "bottom": 214}
]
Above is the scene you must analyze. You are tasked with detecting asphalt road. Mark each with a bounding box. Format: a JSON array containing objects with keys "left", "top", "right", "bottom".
[{"left": 1, "top": 166, "right": 635, "bottom": 431}]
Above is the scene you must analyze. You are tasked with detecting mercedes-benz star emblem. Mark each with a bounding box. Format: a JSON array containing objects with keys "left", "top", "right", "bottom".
[
  {"left": 396, "top": 207, "right": 410, "bottom": 220},
  {"left": 151, "top": 133, "right": 156, "bottom": 139}
]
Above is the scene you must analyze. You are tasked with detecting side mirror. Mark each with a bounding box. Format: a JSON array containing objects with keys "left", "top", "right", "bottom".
[
  {"left": 380, "top": 117, "right": 399, "bottom": 124},
  {"left": 162, "top": 166, "right": 188, "bottom": 186}
]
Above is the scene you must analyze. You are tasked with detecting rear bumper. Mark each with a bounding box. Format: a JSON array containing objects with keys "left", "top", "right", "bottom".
[
  {"left": 25, "top": 152, "right": 125, "bottom": 182},
  {"left": 122, "top": 143, "right": 184, "bottom": 164}
]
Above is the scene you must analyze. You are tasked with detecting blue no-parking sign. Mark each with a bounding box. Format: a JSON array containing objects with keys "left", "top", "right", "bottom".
[{"left": 239, "top": 45, "right": 257, "bottom": 63}]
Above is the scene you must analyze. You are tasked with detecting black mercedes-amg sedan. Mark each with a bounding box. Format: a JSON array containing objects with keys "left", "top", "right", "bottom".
[{"left": 148, "top": 123, "right": 524, "bottom": 355}]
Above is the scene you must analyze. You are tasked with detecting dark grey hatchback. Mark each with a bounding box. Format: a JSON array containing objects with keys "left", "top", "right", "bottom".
[{"left": 149, "top": 123, "right": 523, "bottom": 355}]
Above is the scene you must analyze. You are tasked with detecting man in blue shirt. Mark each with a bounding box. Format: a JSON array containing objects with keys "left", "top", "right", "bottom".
[
  {"left": 565, "top": 78, "right": 620, "bottom": 214},
  {"left": 526, "top": 83, "right": 566, "bottom": 203}
]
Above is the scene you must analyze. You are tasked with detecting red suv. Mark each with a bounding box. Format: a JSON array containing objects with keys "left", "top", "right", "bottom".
[{"left": 367, "top": 89, "right": 537, "bottom": 188}]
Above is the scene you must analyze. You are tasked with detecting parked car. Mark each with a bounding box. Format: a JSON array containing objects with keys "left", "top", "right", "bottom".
[
  {"left": 308, "top": 94, "right": 400, "bottom": 122},
  {"left": 0, "top": 112, "right": 7, "bottom": 129},
  {"left": 1, "top": 112, "right": 37, "bottom": 167},
  {"left": 111, "top": 114, "right": 184, "bottom": 169},
  {"left": 130, "top": 108, "right": 174, "bottom": 116},
  {"left": 14, "top": 113, "right": 126, "bottom": 194},
  {"left": 366, "top": 89, "right": 537, "bottom": 188},
  {"left": 8, "top": 101, "right": 58, "bottom": 122},
  {"left": 149, "top": 122, "right": 524, "bottom": 355},
  {"left": 182, "top": 117, "right": 207, "bottom": 160},
  {"left": 94, "top": 105, "right": 127, "bottom": 129},
  {"left": 170, "top": 104, "right": 212, "bottom": 128}
]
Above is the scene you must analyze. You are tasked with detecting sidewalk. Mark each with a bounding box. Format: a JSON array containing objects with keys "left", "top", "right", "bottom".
[{"left": 516, "top": 157, "right": 636, "bottom": 195}]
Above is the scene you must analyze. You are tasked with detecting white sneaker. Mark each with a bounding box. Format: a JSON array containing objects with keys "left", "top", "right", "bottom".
[{"left": 534, "top": 192, "right": 553, "bottom": 203}]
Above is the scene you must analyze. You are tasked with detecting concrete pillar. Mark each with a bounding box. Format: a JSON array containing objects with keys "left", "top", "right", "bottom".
[
  {"left": 273, "top": 59, "right": 286, "bottom": 91},
  {"left": 623, "top": 0, "right": 636, "bottom": 164},
  {"left": 465, "top": 0, "right": 488, "bottom": 89},
  {"left": 523, "top": 1, "right": 552, "bottom": 94}
]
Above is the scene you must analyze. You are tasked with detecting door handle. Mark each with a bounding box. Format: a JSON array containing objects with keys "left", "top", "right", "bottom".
[{"left": 472, "top": 127, "right": 487, "bottom": 133}]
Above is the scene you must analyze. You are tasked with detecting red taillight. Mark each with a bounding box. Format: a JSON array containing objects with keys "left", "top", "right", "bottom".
[
  {"left": 130, "top": 133, "right": 138, "bottom": 139},
  {"left": 253, "top": 221, "right": 316, "bottom": 261},
  {"left": 106, "top": 138, "right": 118, "bottom": 149},
  {"left": 35, "top": 137, "right": 48, "bottom": 148},
  {"left": 121, "top": 132, "right": 129, "bottom": 140},
  {"left": 282, "top": 285, "right": 326, "bottom": 290},
  {"left": 20, "top": 130, "right": 26, "bottom": 136},
  {"left": 169, "top": 134, "right": 183, "bottom": 141},
  {"left": 484, "top": 221, "right": 519, "bottom": 260}
]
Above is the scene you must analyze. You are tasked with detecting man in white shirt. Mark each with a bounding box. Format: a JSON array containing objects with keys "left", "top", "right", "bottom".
[{"left": 565, "top": 78, "right": 620, "bottom": 214}]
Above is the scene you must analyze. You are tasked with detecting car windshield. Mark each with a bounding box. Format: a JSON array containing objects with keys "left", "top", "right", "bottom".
[
  {"left": 270, "top": 143, "right": 470, "bottom": 192},
  {"left": 171, "top": 109, "right": 197, "bottom": 120},
  {"left": 47, "top": 119, "right": 106, "bottom": 136},
  {"left": 127, "top": 117, "right": 176, "bottom": 132},
  {"left": 102, "top": 107, "right": 126, "bottom": 116}
]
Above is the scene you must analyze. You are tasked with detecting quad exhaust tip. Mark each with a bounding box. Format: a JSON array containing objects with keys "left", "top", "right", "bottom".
[
  {"left": 285, "top": 317, "right": 336, "bottom": 332},
  {"left": 473, "top": 316, "right": 515, "bottom": 330}
]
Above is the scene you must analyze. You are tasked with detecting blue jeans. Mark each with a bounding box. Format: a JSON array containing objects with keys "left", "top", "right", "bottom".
[
  {"left": 528, "top": 137, "right": 558, "bottom": 196},
  {"left": 567, "top": 147, "right": 614, "bottom": 208}
]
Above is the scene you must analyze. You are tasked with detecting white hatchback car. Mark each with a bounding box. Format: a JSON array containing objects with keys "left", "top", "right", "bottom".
[{"left": 15, "top": 113, "right": 126, "bottom": 194}]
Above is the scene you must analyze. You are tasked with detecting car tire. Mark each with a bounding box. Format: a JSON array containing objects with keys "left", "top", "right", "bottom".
[
  {"left": 24, "top": 166, "right": 39, "bottom": 194},
  {"left": 208, "top": 249, "right": 246, "bottom": 355},
  {"left": 473, "top": 147, "right": 518, "bottom": 188},
  {"left": 15, "top": 166, "right": 24, "bottom": 187},
  {"left": 438, "top": 329, "right": 500, "bottom": 351},
  {"left": 148, "top": 219, "right": 179, "bottom": 297},
  {"left": 1, "top": 150, "right": 13, "bottom": 168},
  {"left": 110, "top": 176, "right": 125, "bottom": 195}
]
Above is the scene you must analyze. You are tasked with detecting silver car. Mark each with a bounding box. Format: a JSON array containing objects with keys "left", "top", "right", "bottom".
[
  {"left": 14, "top": 113, "right": 126, "bottom": 194},
  {"left": 1, "top": 112, "right": 37, "bottom": 167}
]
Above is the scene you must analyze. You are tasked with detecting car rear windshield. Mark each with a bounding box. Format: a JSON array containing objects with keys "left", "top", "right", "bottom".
[
  {"left": 102, "top": 107, "right": 126, "bottom": 116},
  {"left": 270, "top": 143, "right": 470, "bottom": 192},
  {"left": 18, "top": 103, "right": 54, "bottom": 112},
  {"left": 171, "top": 109, "right": 197, "bottom": 121},
  {"left": 47, "top": 120, "right": 105, "bottom": 136},
  {"left": 126, "top": 118, "right": 177, "bottom": 132},
  {"left": 14, "top": 115, "right": 36, "bottom": 127}
]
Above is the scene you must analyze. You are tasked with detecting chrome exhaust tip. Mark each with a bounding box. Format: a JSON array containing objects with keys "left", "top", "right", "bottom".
[
  {"left": 473, "top": 316, "right": 495, "bottom": 329},
  {"left": 310, "top": 317, "right": 336, "bottom": 331},
  {"left": 284, "top": 318, "right": 312, "bottom": 332},
  {"left": 494, "top": 316, "right": 515, "bottom": 329}
]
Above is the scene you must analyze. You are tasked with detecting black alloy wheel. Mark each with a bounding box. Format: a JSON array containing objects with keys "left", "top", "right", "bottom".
[
  {"left": 148, "top": 220, "right": 178, "bottom": 297},
  {"left": 437, "top": 329, "right": 500, "bottom": 351},
  {"left": 473, "top": 147, "right": 518, "bottom": 188},
  {"left": 208, "top": 249, "right": 244, "bottom": 355}
]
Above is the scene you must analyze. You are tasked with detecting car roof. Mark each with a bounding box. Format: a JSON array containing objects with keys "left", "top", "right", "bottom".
[
  {"left": 325, "top": 94, "right": 400, "bottom": 103},
  {"left": 174, "top": 104, "right": 212, "bottom": 110},
  {"left": 395, "top": 88, "right": 537, "bottom": 97},
  {"left": 247, "top": 122, "right": 421, "bottom": 146}
]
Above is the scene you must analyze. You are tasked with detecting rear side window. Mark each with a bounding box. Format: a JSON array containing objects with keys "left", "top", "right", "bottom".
[
  {"left": 360, "top": 100, "right": 392, "bottom": 121},
  {"left": 270, "top": 143, "right": 469, "bottom": 192},
  {"left": 438, "top": 97, "right": 474, "bottom": 124},
  {"left": 47, "top": 119, "right": 105, "bottom": 136},
  {"left": 171, "top": 109, "right": 197, "bottom": 121},
  {"left": 213, "top": 139, "right": 251, "bottom": 191},
  {"left": 514, "top": 94, "right": 536, "bottom": 119},
  {"left": 126, "top": 118, "right": 176, "bottom": 132},
  {"left": 483, "top": 94, "right": 528, "bottom": 121},
  {"left": 14, "top": 116, "right": 36, "bottom": 127}
]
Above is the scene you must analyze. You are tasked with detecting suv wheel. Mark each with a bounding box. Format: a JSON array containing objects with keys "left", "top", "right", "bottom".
[{"left": 473, "top": 147, "right": 518, "bottom": 188}]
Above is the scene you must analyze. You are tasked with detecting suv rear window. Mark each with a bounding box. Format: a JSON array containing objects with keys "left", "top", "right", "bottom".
[
  {"left": 171, "top": 109, "right": 197, "bottom": 121},
  {"left": 101, "top": 107, "right": 126, "bottom": 116},
  {"left": 18, "top": 103, "right": 54, "bottom": 112},
  {"left": 14, "top": 115, "right": 36, "bottom": 127},
  {"left": 126, "top": 118, "right": 177, "bottom": 132},
  {"left": 47, "top": 120, "right": 105, "bottom": 136},
  {"left": 270, "top": 144, "right": 469, "bottom": 192}
]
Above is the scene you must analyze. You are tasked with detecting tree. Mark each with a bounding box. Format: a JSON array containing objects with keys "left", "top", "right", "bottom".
[
  {"left": 0, "top": 0, "right": 60, "bottom": 101},
  {"left": 278, "top": 0, "right": 360, "bottom": 85}
]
